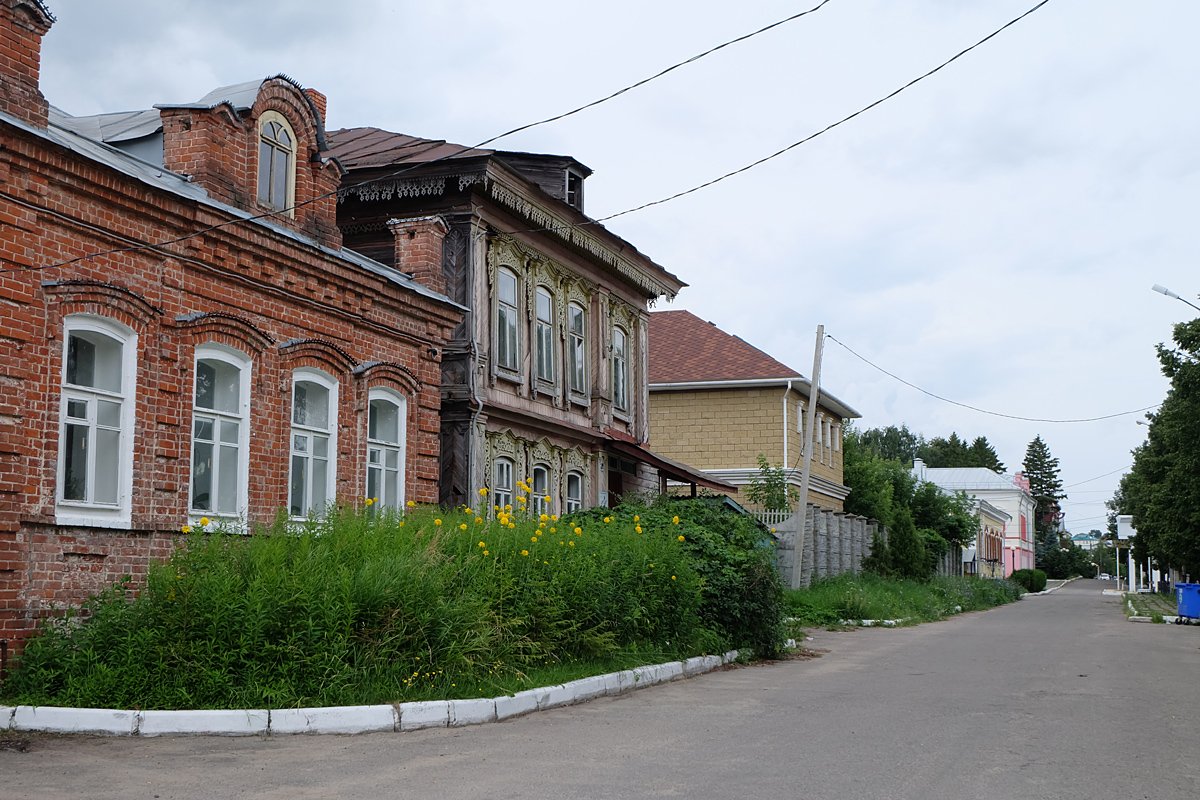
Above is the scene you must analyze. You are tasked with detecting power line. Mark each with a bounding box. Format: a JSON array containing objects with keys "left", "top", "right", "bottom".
[
  {"left": 1064, "top": 466, "right": 1131, "bottom": 488},
  {"left": 598, "top": 0, "right": 1054, "bottom": 222},
  {"left": 4, "top": 3, "right": 837, "bottom": 275},
  {"left": 827, "top": 334, "right": 1160, "bottom": 423}
]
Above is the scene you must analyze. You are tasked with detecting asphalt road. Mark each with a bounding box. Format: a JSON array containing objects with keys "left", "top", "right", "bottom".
[{"left": 3, "top": 579, "right": 1198, "bottom": 799}]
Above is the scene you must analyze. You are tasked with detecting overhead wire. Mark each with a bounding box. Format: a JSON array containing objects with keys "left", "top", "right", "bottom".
[
  {"left": 3, "top": 1, "right": 837, "bottom": 275},
  {"left": 826, "top": 333, "right": 1160, "bottom": 423}
]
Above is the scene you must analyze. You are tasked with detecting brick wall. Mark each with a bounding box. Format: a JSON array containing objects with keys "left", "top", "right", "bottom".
[
  {"left": 0, "top": 16, "right": 462, "bottom": 650},
  {"left": 648, "top": 388, "right": 785, "bottom": 468}
]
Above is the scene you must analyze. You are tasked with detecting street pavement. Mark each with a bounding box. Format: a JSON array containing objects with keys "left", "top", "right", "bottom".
[{"left": 3, "top": 579, "right": 1198, "bottom": 799}]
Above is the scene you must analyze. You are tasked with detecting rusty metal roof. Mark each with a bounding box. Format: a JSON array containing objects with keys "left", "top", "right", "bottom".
[{"left": 327, "top": 127, "right": 495, "bottom": 169}]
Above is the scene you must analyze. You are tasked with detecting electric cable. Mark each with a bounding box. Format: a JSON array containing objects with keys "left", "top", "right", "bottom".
[{"left": 826, "top": 333, "right": 1160, "bottom": 423}]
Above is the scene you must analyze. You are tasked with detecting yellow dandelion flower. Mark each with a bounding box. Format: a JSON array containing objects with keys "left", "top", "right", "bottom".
[
  {"left": 406, "top": 500, "right": 416, "bottom": 508},
  {"left": 505, "top": 504, "right": 512, "bottom": 512},
  {"left": 542, "top": 495, "right": 551, "bottom": 503},
  {"left": 364, "top": 497, "right": 375, "bottom": 506},
  {"left": 573, "top": 526, "right": 583, "bottom": 535},
  {"left": 475, "top": 516, "right": 484, "bottom": 524},
  {"left": 633, "top": 515, "right": 640, "bottom": 522},
  {"left": 672, "top": 515, "right": 680, "bottom": 524},
  {"left": 551, "top": 514, "right": 559, "bottom": 522},
  {"left": 434, "top": 518, "right": 442, "bottom": 526},
  {"left": 677, "top": 535, "right": 686, "bottom": 542},
  {"left": 198, "top": 517, "right": 211, "bottom": 527},
  {"left": 635, "top": 525, "right": 643, "bottom": 534},
  {"left": 531, "top": 536, "right": 538, "bottom": 543},
  {"left": 399, "top": 521, "right": 405, "bottom": 527},
  {"left": 520, "top": 549, "right": 529, "bottom": 557},
  {"left": 459, "top": 523, "right": 468, "bottom": 531},
  {"left": 517, "top": 495, "right": 527, "bottom": 504},
  {"left": 540, "top": 513, "right": 549, "bottom": 522},
  {"left": 479, "top": 487, "right": 489, "bottom": 496},
  {"left": 568, "top": 540, "right": 575, "bottom": 548},
  {"left": 478, "top": 541, "right": 486, "bottom": 548},
  {"left": 508, "top": 523, "right": 516, "bottom": 529},
  {"left": 671, "top": 575, "right": 677, "bottom": 581},
  {"left": 549, "top": 526, "right": 557, "bottom": 533},
  {"left": 603, "top": 516, "right": 612, "bottom": 524},
  {"left": 771, "top": 527, "right": 777, "bottom": 534},
  {"left": 180, "top": 524, "right": 193, "bottom": 534},
  {"left": 483, "top": 550, "right": 489, "bottom": 556}
]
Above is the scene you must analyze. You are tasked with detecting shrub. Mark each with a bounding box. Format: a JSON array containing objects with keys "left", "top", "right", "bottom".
[
  {"left": 1009, "top": 568, "right": 1047, "bottom": 593},
  {"left": 568, "top": 496, "right": 786, "bottom": 660},
  {"left": 2, "top": 501, "right": 715, "bottom": 709}
]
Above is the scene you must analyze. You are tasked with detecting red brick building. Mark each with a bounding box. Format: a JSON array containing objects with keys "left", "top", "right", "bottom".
[{"left": 0, "top": 0, "right": 462, "bottom": 652}]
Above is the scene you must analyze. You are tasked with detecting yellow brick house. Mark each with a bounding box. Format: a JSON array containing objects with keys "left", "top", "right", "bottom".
[{"left": 647, "top": 311, "right": 859, "bottom": 510}]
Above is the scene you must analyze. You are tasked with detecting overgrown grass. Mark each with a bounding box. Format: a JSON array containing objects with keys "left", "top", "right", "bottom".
[
  {"left": 1125, "top": 591, "right": 1177, "bottom": 619},
  {"left": 2, "top": 497, "right": 780, "bottom": 710},
  {"left": 784, "top": 573, "right": 1023, "bottom": 629}
]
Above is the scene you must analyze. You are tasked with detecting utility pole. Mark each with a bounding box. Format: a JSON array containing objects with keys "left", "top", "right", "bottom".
[{"left": 791, "top": 324, "right": 824, "bottom": 589}]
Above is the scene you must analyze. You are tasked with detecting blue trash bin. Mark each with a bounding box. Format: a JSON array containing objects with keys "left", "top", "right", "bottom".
[{"left": 1176, "top": 583, "right": 1200, "bottom": 620}]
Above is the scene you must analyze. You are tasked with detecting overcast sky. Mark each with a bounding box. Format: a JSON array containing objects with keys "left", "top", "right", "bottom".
[{"left": 36, "top": 1, "right": 1200, "bottom": 533}]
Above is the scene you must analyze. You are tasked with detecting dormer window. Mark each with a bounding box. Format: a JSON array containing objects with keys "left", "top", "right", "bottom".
[
  {"left": 565, "top": 169, "right": 584, "bottom": 212},
  {"left": 257, "top": 112, "right": 296, "bottom": 213}
]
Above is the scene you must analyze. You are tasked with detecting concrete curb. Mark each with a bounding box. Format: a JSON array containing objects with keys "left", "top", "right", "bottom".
[{"left": 1, "top": 650, "right": 741, "bottom": 738}]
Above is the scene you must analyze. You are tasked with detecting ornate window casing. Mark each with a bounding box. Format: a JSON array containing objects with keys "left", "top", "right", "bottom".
[
  {"left": 366, "top": 388, "right": 407, "bottom": 510},
  {"left": 833, "top": 422, "right": 842, "bottom": 453},
  {"left": 495, "top": 267, "right": 520, "bottom": 375},
  {"left": 567, "top": 301, "right": 587, "bottom": 400},
  {"left": 57, "top": 315, "right": 137, "bottom": 528},
  {"left": 493, "top": 457, "right": 514, "bottom": 512},
  {"left": 531, "top": 463, "right": 551, "bottom": 516},
  {"left": 535, "top": 286, "right": 555, "bottom": 384},
  {"left": 190, "top": 344, "right": 251, "bottom": 520},
  {"left": 611, "top": 325, "right": 629, "bottom": 414},
  {"left": 290, "top": 369, "right": 337, "bottom": 519},
  {"left": 565, "top": 471, "right": 584, "bottom": 514},
  {"left": 257, "top": 110, "right": 296, "bottom": 215}
]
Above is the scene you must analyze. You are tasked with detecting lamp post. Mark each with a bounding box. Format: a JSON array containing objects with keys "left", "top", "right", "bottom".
[{"left": 1151, "top": 284, "right": 1200, "bottom": 313}]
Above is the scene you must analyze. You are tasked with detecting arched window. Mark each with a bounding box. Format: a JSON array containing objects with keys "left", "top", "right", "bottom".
[
  {"left": 257, "top": 112, "right": 295, "bottom": 213},
  {"left": 532, "top": 464, "right": 551, "bottom": 516},
  {"left": 58, "top": 315, "right": 136, "bottom": 525},
  {"left": 567, "top": 302, "right": 586, "bottom": 397},
  {"left": 191, "top": 345, "right": 251, "bottom": 518},
  {"left": 535, "top": 286, "right": 554, "bottom": 383},
  {"left": 496, "top": 268, "right": 519, "bottom": 372},
  {"left": 366, "top": 388, "right": 406, "bottom": 510},
  {"left": 565, "top": 471, "right": 583, "bottom": 514},
  {"left": 611, "top": 326, "right": 628, "bottom": 413},
  {"left": 493, "top": 457, "right": 514, "bottom": 512},
  {"left": 290, "top": 369, "right": 337, "bottom": 518}
]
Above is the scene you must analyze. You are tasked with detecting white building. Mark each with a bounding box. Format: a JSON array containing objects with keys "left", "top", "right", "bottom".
[{"left": 912, "top": 459, "right": 1037, "bottom": 576}]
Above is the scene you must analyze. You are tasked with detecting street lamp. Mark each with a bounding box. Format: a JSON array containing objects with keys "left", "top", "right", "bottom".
[{"left": 1151, "top": 284, "right": 1200, "bottom": 313}]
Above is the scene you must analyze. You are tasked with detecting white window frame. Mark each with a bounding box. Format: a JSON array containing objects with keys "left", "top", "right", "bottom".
[
  {"left": 366, "top": 387, "right": 407, "bottom": 510},
  {"left": 190, "top": 344, "right": 251, "bottom": 522},
  {"left": 496, "top": 268, "right": 520, "bottom": 374},
  {"left": 535, "top": 286, "right": 555, "bottom": 383},
  {"left": 532, "top": 464, "right": 551, "bottom": 516},
  {"left": 494, "top": 457, "right": 514, "bottom": 512},
  {"left": 565, "top": 470, "right": 584, "bottom": 514},
  {"left": 833, "top": 422, "right": 842, "bottom": 453},
  {"left": 567, "top": 302, "right": 587, "bottom": 399},
  {"left": 56, "top": 314, "right": 137, "bottom": 528},
  {"left": 257, "top": 110, "right": 296, "bottom": 215},
  {"left": 612, "top": 325, "right": 629, "bottom": 414},
  {"left": 289, "top": 368, "right": 338, "bottom": 520}
]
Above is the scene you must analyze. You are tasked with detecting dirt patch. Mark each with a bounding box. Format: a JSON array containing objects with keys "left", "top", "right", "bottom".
[{"left": 0, "top": 736, "right": 31, "bottom": 753}]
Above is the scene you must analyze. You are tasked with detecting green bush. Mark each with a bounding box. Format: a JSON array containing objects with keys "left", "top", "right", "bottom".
[
  {"left": 2, "top": 500, "right": 722, "bottom": 710},
  {"left": 1009, "top": 568, "right": 1047, "bottom": 593},
  {"left": 785, "top": 574, "right": 1022, "bottom": 625},
  {"left": 569, "top": 496, "right": 786, "bottom": 660}
]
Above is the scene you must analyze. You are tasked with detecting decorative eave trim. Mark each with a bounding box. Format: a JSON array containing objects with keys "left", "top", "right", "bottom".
[
  {"left": 483, "top": 175, "right": 680, "bottom": 301},
  {"left": 41, "top": 279, "right": 164, "bottom": 320}
]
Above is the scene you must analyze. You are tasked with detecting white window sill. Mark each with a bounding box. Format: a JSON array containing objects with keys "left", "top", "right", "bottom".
[{"left": 54, "top": 508, "right": 132, "bottom": 530}]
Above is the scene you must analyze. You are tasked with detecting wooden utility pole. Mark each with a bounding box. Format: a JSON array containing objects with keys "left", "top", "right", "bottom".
[{"left": 791, "top": 324, "right": 824, "bottom": 589}]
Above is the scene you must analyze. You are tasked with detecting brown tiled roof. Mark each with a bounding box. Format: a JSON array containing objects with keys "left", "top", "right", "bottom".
[{"left": 648, "top": 310, "right": 803, "bottom": 384}]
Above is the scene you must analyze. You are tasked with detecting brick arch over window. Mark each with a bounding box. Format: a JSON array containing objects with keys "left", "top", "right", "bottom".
[
  {"left": 174, "top": 311, "right": 274, "bottom": 354},
  {"left": 42, "top": 280, "right": 163, "bottom": 329},
  {"left": 352, "top": 360, "right": 420, "bottom": 397},
  {"left": 278, "top": 338, "right": 357, "bottom": 374}
]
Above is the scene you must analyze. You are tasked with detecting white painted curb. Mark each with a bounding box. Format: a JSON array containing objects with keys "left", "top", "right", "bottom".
[
  {"left": 270, "top": 704, "right": 396, "bottom": 735},
  {"left": 2, "top": 651, "right": 740, "bottom": 737}
]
